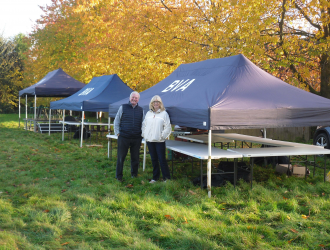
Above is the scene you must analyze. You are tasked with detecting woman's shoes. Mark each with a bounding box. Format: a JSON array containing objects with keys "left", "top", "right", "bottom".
[{"left": 149, "top": 180, "right": 157, "bottom": 183}]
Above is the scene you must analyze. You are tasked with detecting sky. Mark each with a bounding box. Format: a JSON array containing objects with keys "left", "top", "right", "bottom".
[{"left": 0, "top": 0, "right": 53, "bottom": 39}]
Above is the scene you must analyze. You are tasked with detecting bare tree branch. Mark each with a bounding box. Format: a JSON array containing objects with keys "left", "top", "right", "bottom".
[
  {"left": 289, "top": 63, "right": 318, "bottom": 94},
  {"left": 277, "top": 0, "right": 317, "bottom": 94},
  {"left": 173, "top": 35, "right": 210, "bottom": 48},
  {"left": 294, "top": 0, "right": 322, "bottom": 30},
  {"left": 160, "top": 0, "right": 172, "bottom": 12},
  {"left": 264, "top": 53, "right": 280, "bottom": 62},
  {"left": 194, "top": 0, "right": 211, "bottom": 25}
]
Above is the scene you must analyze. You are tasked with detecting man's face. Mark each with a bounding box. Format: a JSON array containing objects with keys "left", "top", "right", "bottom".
[{"left": 130, "top": 93, "right": 139, "bottom": 106}]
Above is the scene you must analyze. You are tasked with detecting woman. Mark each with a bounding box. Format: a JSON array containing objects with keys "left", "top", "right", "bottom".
[{"left": 142, "top": 95, "right": 172, "bottom": 183}]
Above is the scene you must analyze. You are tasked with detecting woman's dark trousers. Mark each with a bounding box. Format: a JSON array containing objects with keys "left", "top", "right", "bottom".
[{"left": 147, "top": 141, "right": 170, "bottom": 181}]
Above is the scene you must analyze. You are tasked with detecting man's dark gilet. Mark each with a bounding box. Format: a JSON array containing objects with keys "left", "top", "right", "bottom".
[{"left": 119, "top": 103, "right": 143, "bottom": 139}]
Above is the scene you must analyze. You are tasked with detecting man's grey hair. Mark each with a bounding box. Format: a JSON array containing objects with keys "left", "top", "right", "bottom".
[{"left": 130, "top": 91, "right": 140, "bottom": 99}]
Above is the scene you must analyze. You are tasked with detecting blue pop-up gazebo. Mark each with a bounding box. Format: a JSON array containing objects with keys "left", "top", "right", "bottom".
[
  {"left": 19, "top": 68, "right": 85, "bottom": 98},
  {"left": 18, "top": 68, "right": 85, "bottom": 129},
  {"left": 108, "top": 54, "right": 330, "bottom": 197},
  {"left": 50, "top": 74, "right": 132, "bottom": 147},
  {"left": 109, "top": 54, "right": 330, "bottom": 130},
  {"left": 50, "top": 74, "right": 132, "bottom": 112}
]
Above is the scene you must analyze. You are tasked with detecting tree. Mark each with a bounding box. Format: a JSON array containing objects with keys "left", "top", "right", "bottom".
[
  {"left": 26, "top": 0, "right": 184, "bottom": 91},
  {"left": 25, "top": 0, "right": 330, "bottom": 98},
  {"left": 0, "top": 34, "right": 27, "bottom": 112},
  {"left": 260, "top": 0, "right": 330, "bottom": 97},
  {"left": 148, "top": 0, "right": 330, "bottom": 97}
]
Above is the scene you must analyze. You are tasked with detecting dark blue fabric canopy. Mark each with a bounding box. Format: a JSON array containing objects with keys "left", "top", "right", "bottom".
[
  {"left": 50, "top": 74, "right": 132, "bottom": 112},
  {"left": 109, "top": 54, "right": 330, "bottom": 130},
  {"left": 19, "top": 68, "right": 85, "bottom": 97}
]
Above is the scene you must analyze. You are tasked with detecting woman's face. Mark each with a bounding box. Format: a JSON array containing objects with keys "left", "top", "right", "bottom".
[{"left": 153, "top": 100, "right": 160, "bottom": 110}]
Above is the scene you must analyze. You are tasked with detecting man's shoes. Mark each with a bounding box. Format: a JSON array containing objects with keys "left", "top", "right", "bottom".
[
  {"left": 131, "top": 175, "right": 137, "bottom": 178},
  {"left": 149, "top": 180, "right": 157, "bottom": 184},
  {"left": 117, "top": 178, "right": 123, "bottom": 182}
]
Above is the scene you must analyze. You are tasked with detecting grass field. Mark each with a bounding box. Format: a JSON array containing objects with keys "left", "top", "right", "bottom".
[{"left": 1, "top": 114, "right": 330, "bottom": 249}]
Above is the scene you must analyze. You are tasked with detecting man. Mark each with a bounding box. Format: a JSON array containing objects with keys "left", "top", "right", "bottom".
[{"left": 114, "top": 91, "right": 144, "bottom": 181}]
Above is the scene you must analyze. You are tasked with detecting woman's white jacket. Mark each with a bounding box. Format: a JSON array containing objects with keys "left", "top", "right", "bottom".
[{"left": 142, "top": 109, "right": 171, "bottom": 142}]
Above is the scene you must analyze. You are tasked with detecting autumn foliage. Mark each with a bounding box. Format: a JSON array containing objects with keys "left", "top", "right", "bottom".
[{"left": 23, "top": 0, "right": 330, "bottom": 97}]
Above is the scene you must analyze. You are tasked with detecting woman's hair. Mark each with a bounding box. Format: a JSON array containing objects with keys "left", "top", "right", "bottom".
[{"left": 149, "top": 95, "right": 165, "bottom": 111}]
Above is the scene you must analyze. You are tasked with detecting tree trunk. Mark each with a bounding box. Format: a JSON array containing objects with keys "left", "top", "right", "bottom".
[{"left": 320, "top": 53, "right": 330, "bottom": 99}]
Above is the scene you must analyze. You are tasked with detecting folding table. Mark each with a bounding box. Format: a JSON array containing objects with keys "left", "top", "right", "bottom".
[
  {"left": 59, "top": 120, "right": 81, "bottom": 141},
  {"left": 176, "top": 134, "right": 233, "bottom": 148},
  {"left": 106, "top": 134, "right": 147, "bottom": 171},
  {"left": 228, "top": 146, "right": 330, "bottom": 188},
  {"left": 214, "top": 133, "right": 324, "bottom": 148},
  {"left": 59, "top": 121, "right": 111, "bottom": 147},
  {"left": 165, "top": 140, "right": 242, "bottom": 189},
  {"left": 84, "top": 122, "right": 110, "bottom": 145}
]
